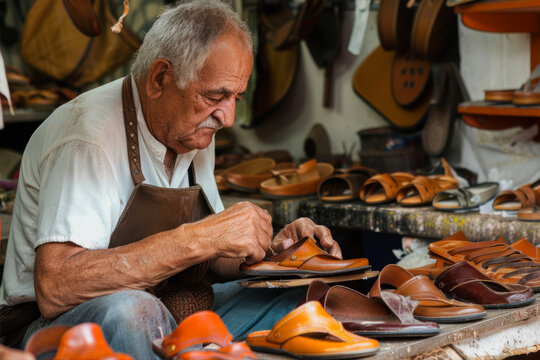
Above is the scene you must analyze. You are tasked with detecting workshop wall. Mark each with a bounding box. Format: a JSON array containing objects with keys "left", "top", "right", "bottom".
[
  {"left": 1, "top": 1, "right": 531, "bottom": 163},
  {"left": 229, "top": 9, "right": 531, "bottom": 162}
]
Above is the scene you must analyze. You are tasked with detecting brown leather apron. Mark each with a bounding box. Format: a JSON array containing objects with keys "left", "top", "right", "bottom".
[{"left": 107, "top": 75, "right": 215, "bottom": 322}]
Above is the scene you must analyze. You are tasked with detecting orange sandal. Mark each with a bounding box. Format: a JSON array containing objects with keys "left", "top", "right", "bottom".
[
  {"left": 359, "top": 172, "right": 415, "bottom": 204},
  {"left": 493, "top": 178, "right": 540, "bottom": 211},
  {"left": 396, "top": 158, "right": 458, "bottom": 206},
  {"left": 246, "top": 301, "right": 379, "bottom": 359},
  {"left": 259, "top": 159, "right": 334, "bottom": 199},
  {"left": 152, "top": 311, "right": 255, "bottom": 360},
  {"left": 240, "top": 237, "right": 370, "bottom": 278},
  {"left": 25, "top": 323, "right": 133, "bottom": 360}
]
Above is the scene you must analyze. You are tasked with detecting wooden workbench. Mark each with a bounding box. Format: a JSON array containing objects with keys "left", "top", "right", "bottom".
[{"left": 253, "top": 298, "right": 540, "bottom": 360}]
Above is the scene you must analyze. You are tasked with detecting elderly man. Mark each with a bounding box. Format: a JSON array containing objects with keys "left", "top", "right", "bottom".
[{"left": 0, "top": 1, "right": 341, "bottom": 358}]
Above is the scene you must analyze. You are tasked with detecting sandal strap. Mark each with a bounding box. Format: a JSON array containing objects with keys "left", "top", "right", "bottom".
[
  {"left": 494, "top": 260, "right": 540, "bottom": 272},
  {"left": 519, "top": 270, "right": 540, "bottom": 285},
  {"left": 267, "top": 237, "right": 335, "bottom": 267},
  {"left": 446, "top": 278, "right": 510, "bottom": 293},
  {"left": 448, "top": 241, "right": 505, "bottom": 256},
  {"left": 161, "top": 311, "right": 233, "bottom": 358},
  {"left": 466, "top": 248, "right": 520, "bottom": 264},
  {"left": 360, "top": 172, "right": 413, "bottom": 201},
  {"left": 482, "top": 254, "right": 531, "bottom": 268},
  {"left": 266, "top": 301, "right": 355, "bottom": 345}
]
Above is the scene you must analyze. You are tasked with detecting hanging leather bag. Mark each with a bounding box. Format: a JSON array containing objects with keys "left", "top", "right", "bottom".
[{"left": 21, "top": 0, "right": 140, "bottom": 88}]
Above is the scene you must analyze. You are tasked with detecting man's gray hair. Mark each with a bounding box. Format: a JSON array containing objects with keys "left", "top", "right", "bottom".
[{"left": 131, "top": 0, "right": 253, "bottom": 89}]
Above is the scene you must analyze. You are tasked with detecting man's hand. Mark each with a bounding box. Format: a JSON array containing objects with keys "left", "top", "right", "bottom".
[
  {"left": 271, "top": 217, "right": 342, "bottom": 258},
  {"left": 184, "top": 201, "right": 273, "bottom": 264}
]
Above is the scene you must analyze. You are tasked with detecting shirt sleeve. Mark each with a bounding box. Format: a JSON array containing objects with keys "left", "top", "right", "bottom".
[{"left": 35, "top": 141, "right": 121, "bottom": 250}]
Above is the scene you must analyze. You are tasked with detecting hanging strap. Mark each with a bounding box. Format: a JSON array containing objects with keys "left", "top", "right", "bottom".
[{"left": 121, "top": 75, "right": 145, "bottom": 185}]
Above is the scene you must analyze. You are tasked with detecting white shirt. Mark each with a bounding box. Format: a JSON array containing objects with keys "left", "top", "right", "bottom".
[{"left": 0, "top": 77, "right": 224, "bottom": 307}]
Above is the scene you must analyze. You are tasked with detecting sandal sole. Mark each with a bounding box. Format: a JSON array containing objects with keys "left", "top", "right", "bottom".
[
  {"left": 250, "top": 345, "right": 380, "bottom": 359},
  {"left": 415, "top": 311, "right": 486, "bottom": 323},
  {"left": 242, "top": 265, "right": 371, "bottom": 278}
]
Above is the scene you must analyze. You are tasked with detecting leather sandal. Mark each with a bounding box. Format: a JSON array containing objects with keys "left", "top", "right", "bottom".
[
  {"left": 25, "top": 323, "right": 133, "bottom": 360},
  {"left": 518, "top": 205, "right": 540, "bottom": 222},
  {"left": 428, "top": 232, "right": 540, "bottom": 291},
  {"left": 368, "top": 264, "right": 486, "bottom": 323},
  {"left": 432, "top": 182, "right": 499, "bottom": 211},
  {"left": 259, "top": 159, "right": 334, "bottom": 199},
  {"left": 434, "top": 261, "right": 535, "bottom": 309},
  {"left": 306, "top": 281, "right": 440, "bottom": 337},
  {"left": 396, "top": 158, "right": 458, "bottom": 206},
  {"left": 318, "top": 166, "right": 376, "bottom": 202},
  {"left": 152, "top": 310, "right": 255, "bottom": 360},
  {"left": 224, "top": 158, "right": 276, "bottom": 193},
  {"left": 510, "top": 238, "right": 540, "bottom": 260},
  {"left": 246, "top": 301, "right": 380, "bottom": 359},
  {"left": 493, "top": 178, "right": 540, "bottom": 211},
  {"left": 359, "top": 172, "right": 415, "bottom": 204},
  {"left": 513, "top": 65, "right": 540, "bottom": 106},
  {"left": 240, "top": 237, "right": 369, "bottom": 277},
  {"left": 5, "top": 65, "right": 30, "bottom": 87}
]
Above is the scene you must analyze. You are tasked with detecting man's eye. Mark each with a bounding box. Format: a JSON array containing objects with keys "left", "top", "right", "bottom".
[{"left": 206, "top": 96, "right": 221, "bottom": 102}]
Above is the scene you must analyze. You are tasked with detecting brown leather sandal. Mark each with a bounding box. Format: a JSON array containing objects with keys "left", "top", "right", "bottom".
[
  {"left": 428, "top": 232, "right": 540, "bottom": 291},
  {"left": 433, "top": 261, "right": 535, "bottom": 309},
  {"left": 240, "top": 237, "right": 370, "bottom": 278},
  {"left": 305, "top": 281, "right": 440, "bottom": 337},
  {"left": 493, "top": 178, "right": 540, "bottom": 211},
  {"left": 318, "top": 166, "right": 376, "bottom": 202},
  {"left": 368, "top": 264, "right": 486, "bottom": 323}
]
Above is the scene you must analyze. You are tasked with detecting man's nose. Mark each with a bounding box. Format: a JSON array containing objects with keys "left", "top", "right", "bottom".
[{"left": 219, "top": 97, "right": 236, "bottom": 128}]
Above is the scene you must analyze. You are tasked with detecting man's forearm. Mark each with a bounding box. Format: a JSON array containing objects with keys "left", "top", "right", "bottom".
[{"left": 34, "top": 224, "right": 213, "bottom": 319}]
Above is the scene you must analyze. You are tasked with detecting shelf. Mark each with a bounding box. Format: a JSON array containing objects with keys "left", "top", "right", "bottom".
[
  {"left": 458, "top": 101, "right": 540, "bottom": 138},
  {"left": 454, "top": 0, "right": 540, "bottom": 69},
  {"left": 455, "top": 0, "right": 540, "bottom": 33},
  {"left": 459, "top": 101, "right": 540, "bottom": 117}
]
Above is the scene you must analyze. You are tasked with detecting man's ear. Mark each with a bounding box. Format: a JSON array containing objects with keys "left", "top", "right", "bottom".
[{"left": 145, "top": 59, "right": 175, "bottom": 99}]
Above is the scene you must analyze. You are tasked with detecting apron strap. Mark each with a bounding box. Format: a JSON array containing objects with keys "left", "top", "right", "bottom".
[
  {"left": 122, "top": 75, "right": 146, "bottom": 185},
  {"left": 188, "top": 162, "right": 196, "bottom": 186}
]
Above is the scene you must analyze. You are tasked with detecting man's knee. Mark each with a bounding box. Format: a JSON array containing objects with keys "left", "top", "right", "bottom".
[
  {"left": 101, "top": 290, "right": 168, "bottom": 320},
  {"left": 98, "top": 290, "right": 174, "bottom": 335}
]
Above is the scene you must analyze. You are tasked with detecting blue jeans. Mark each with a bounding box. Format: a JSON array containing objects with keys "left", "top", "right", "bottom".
[{"left": 22, "top": 284, "right": 304, "bottom": 358}]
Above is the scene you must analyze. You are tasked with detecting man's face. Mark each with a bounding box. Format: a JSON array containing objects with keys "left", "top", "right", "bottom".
[{"left": 149, "top": 33, "right": 253, "bottom": 154}]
